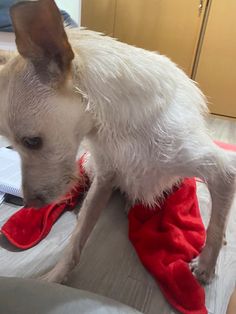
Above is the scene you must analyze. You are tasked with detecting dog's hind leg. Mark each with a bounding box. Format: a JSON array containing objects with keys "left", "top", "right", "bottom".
[
  {"left": 39, "top": 173, "right": 114, "bottom": 283},
  {"left": 178, "top": 142, "right": 236, "bottom": 285}
]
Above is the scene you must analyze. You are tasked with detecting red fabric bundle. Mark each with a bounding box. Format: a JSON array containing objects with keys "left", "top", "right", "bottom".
[
  {"left": 128, "top": 178, "right": 207, "bottom": 314},
  {"left": 0, "top": 156, "right": 89, "bottom": 249}
]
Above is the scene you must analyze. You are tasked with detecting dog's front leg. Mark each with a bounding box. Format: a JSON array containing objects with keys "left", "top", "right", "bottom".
[{"left": 39, "top": 173, "right": 114, "bottom": 283}]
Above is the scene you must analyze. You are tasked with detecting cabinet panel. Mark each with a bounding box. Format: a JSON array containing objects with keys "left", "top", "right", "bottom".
[
  {"left": 114, "top": 0, "right": 205, "bottom": 75},
  {"left": 195, "top": 0, "right": 236, "bottom": 117},
  {"left": 81, "top": 0, "right": 116, "bottom": 36}
]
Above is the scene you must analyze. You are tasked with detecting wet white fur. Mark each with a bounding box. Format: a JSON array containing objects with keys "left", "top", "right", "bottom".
[{"left": 69, "top": 29, "right": 232, "bottom": 205}]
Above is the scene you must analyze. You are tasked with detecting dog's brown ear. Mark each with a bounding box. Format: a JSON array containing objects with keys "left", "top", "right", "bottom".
[{"left": 10, "top": 0, "right": 74, "bottom": 76}]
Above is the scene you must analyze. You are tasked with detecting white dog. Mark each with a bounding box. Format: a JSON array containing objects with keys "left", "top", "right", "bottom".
[{"left": 0, "top": 0, "right": 235, "bottom": 285}]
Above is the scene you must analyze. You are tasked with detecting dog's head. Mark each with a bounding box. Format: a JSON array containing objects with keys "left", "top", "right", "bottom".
[{"left": 0, "top": 0, "right": 92, "bottom": 207}]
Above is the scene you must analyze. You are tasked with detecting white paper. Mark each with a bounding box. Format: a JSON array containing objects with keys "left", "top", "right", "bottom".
[
  {"left": 0, "top": 191, "right": 5, "bottom": 204},
  {"left": 0, "top": 148, "right": 22, "bottom": 197}
]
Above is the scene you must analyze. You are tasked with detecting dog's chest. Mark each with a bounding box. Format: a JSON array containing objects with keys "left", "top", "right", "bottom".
[
  {"left": 87, "top": 135, "right": 180, "bottom": 205},
  {"left": 114, "top": 166, "right": 180, "bottom": 205}
]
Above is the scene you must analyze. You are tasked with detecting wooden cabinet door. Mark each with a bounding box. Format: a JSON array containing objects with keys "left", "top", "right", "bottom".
[
  {"left": 81, "top": 0, "right": 116, "bottom": 36},
  {"left": 195, "top": 0, "right": 236, "bottom": 118},
  {"left": 113, "top": 0, "right": 206, "bottom": 75}
]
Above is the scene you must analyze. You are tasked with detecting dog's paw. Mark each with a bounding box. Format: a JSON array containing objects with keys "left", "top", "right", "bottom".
[{"left": 190, "top": 257, "right": 215, "bottom": 285}]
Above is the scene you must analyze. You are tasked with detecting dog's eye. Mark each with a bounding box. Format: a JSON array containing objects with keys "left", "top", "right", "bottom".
[{"left": 22, "top": 137, "right": 42, "bottom": 150}]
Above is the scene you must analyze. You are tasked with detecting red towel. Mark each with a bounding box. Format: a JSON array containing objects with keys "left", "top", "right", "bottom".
[
  {"left": 128, "top": 178, "right": 207, "bottom": 314},
  {"left": 0, "top": 156, "right": 89, "bottom": 249},
  {"left": 214, "top": 140, "right": 236, "bottom": 152}
]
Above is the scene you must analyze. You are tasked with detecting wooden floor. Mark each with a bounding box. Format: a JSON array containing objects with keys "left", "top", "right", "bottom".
[
  {"left": 64, "top": 115, "right": 236, "bottom": 314},
  {"left": 206, "top": 115, "right": 236, "bottom": 144}
]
